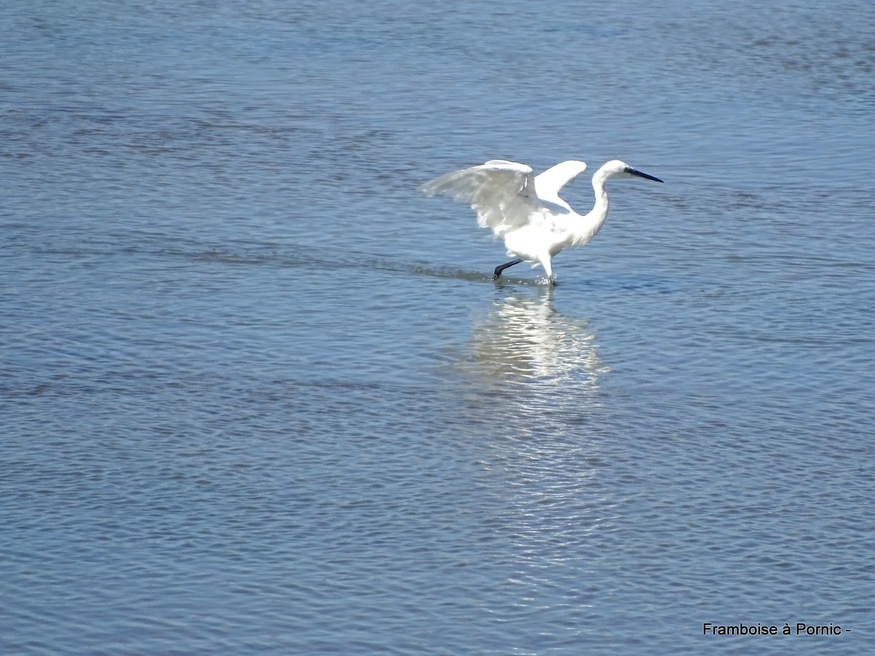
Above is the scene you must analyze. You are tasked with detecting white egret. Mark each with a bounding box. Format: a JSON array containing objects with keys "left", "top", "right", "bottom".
[{"left": 419, "top": 159, "right": 663, "bottom": 283}]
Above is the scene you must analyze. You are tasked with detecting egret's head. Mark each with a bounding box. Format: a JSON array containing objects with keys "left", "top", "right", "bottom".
[{"left": 599, "top": 160, "right": 663, "bottom": 183}]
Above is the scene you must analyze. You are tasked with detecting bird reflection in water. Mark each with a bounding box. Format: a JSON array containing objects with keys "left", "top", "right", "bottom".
[{"left": 461, "top": 285, "right": 608, "bottom": 389}]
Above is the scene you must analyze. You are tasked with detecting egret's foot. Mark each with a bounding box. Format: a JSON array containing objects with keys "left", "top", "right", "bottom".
[{"left": 492, "top": 258, "right": 524, "bottom": 280}]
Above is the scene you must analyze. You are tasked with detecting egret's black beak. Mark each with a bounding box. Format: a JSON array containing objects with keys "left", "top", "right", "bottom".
[{"left": 627, "top": 167, "right": 663, "bottom": 183}]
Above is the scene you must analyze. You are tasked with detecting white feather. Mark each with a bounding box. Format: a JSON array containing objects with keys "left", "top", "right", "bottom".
[{"left": 418, "top": 160, "right": 540, "bottom": 238}]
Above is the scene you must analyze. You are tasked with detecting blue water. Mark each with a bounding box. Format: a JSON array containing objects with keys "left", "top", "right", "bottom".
[{"left": 2, "top": 1, "right": 874, "bottom": 654}]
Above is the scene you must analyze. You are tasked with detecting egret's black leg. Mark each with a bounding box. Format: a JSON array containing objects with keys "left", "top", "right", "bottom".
[{"left": 492, "top": 258, "right": 523, "bottom": 280}]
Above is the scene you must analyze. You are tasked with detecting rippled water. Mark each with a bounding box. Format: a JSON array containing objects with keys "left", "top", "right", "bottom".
[{"left": 2, "top": 1, "right": 875, "bottom": 654}]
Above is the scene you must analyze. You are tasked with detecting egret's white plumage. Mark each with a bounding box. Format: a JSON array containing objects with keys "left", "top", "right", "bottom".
[{"left": 420, "top": 158, "right": 663, "bottom": 282}]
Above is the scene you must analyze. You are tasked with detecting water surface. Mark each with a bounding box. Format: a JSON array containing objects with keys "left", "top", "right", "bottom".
[{"left": 2, "top": 1, "right": 874, "bottom": 654}]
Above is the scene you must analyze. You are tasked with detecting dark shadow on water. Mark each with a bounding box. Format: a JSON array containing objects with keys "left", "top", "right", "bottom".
[{"left": 412, "top": 265, "right": 550, "bottom": 286}]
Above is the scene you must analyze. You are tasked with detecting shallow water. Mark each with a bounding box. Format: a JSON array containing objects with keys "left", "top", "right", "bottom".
[{"left": 2, "top": 1, "right": 875, "bottom": 654}]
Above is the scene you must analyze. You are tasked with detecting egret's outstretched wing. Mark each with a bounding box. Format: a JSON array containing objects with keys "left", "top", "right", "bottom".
[
  {"left": 534, "top": 160, "right": 587, "bottom": 206},
  {"left": 419, "top": 160, "right": 541, "bottom": 237}
]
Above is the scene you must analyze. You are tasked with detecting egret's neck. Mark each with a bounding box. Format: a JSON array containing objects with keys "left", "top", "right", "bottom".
[
  {"left": 570, "top": 173, "right": 610, "bottom": 247},
  {"left": 591, "top": 174, "right": 610, "bottom": 225}
]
